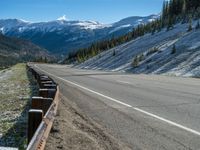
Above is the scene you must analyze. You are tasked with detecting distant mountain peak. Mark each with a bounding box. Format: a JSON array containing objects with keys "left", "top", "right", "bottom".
[
  {"left": 18, "top": 19, "right": 31, "bottom": 23},
  {"left": 57, "top": 15, "right": 67, "bottom": 21}
]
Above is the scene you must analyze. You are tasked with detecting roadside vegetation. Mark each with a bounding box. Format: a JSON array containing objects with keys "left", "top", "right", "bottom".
[
  {"left": 66, "top": 0, "right": 200, "bottom": 63},
  {"left": 0, "top": 63, "right": 38, "bottom": 149}
]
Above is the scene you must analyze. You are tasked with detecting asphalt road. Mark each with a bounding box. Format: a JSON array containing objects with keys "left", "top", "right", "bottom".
[{"left": 33, "top": 64, "right": 200, "bottom": 150}]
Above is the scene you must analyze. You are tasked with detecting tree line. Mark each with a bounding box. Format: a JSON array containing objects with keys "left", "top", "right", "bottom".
[{"left": 65, "top": 0, "right": 200, "bottom": 63}]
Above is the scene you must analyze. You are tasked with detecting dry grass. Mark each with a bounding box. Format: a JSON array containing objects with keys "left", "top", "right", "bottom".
[{"left": 0, "top": 63, "right": 38, "bottom": 149}]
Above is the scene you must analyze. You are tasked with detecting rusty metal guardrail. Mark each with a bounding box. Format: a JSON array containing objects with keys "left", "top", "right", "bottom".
[{"left": 26, "top": 65, "right": 60, "bottom": 150}]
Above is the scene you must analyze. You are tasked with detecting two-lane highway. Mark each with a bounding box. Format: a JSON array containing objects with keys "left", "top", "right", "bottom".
[{"left": 33, "top": 64, "right": 200, "bottom": 149}]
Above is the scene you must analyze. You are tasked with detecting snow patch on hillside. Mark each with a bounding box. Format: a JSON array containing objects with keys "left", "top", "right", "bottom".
[
  {"left": 109, "top": 24, "right": 131, "bottom": 34},
  {"left": 76, "top": 21, "right": 200, "bottom": 78}
]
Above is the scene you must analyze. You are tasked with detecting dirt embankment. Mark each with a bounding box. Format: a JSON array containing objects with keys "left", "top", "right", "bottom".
[{"left": 45, "top": 93, "right": 131, "bottom": 150}]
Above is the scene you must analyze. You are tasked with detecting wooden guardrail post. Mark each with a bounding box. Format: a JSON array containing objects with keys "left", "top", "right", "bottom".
[
  {"left": 28, "top": 109, "right": 43, "bottom": 144},
  {"left": 31, "top": 97, "right": 53, "bottom": 114},
  {"left": 27, "top": 66, "right": 60, "bottom": 149},
  {"left": 35, "top": 72, "right": 40, "bottom": 83},
  {"left": 39, "top": 89, "right": 57, "bottom": 99},
  {"left": 42, "top": 84, "right": 57, "bottom": 89},
  {"left": 40, "top": 81, "right": 54, "bottom": 88},
  {"left": 39, "top": 75, "right": 51, "bottom": 81}
]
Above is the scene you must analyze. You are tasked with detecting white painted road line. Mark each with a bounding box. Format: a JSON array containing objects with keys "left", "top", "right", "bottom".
[
  {"left": 35, "top": 64, "right": 200, "bottom": 137},
  {"left": 117, "top": 80, "right": 131, "bottom": 85}
]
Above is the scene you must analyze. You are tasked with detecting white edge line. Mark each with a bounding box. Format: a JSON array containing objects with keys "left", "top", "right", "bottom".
[
  {"left": 117, "top": 80, "right": 130, "bottom": 84},
  {"left": 34, "top": 64, "right": 200, "bottom": 137}
]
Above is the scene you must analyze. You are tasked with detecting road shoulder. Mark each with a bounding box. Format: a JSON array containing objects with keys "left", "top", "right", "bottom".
[{"left": 45, "top": 93, "right": 131, "bottom": 150}]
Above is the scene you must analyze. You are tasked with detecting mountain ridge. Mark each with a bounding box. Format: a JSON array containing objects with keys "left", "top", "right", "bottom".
[
  {"left": 0, "top": 15, "right": 159, "bottom": 55},
  {"left": 0, "top": 33, "right": 52, "bottom": 67}
]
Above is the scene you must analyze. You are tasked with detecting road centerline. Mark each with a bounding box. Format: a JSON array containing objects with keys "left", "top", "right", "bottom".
[{"left": 34, "top": 64, "right": 200, "bottom": 137}]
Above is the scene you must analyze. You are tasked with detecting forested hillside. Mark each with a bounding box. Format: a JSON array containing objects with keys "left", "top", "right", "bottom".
[
  {"left": 66, "top": 0, "right": 200, "bottom": 63},
  {"left": 0, "top": 34, "right": 52, "bottom": 68}
]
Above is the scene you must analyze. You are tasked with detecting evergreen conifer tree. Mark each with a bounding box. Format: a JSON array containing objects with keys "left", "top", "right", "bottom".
[
  {"left": 171, "top": 44, "right": 176, "bottom": 54},
  {"left": 187, "top": 18, "right": 193, "bottom": 32}
]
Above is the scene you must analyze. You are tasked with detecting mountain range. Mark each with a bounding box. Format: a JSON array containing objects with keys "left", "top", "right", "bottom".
[{"left": 0, "top": 15, "right": 159, "bottom": 56}]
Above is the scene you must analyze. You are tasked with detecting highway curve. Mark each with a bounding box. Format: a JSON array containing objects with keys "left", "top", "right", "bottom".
[{"left": 33, "top": 64, "right": 200, "bottom": 150}]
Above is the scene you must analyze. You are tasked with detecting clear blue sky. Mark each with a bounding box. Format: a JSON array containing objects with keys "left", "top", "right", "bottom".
[{"left": 0, "top": 0, "right": 164, "bottom": 23}]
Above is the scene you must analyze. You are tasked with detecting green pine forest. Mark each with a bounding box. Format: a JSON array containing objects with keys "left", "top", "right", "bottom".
[{"left": 66, "top": 0, "right": 200, "bottom": 63}]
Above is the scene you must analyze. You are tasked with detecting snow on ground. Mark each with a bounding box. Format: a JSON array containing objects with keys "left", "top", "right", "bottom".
[
  {"left": 0, "top": 70, "right": 13, "bottom": 80},
  {"left": 109, "top": 24, "right": 131, "bottom": 34},
  {"left": 76, "top": 21, "right": 200, "bottom": 77},
  {"left": 0, "top": 64, "right": 38, "bottom": 149}
]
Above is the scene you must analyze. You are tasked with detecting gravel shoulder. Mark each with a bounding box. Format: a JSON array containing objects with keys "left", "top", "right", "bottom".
[{"left": 45, "top": 92, "right": 131, "bottom": 150}]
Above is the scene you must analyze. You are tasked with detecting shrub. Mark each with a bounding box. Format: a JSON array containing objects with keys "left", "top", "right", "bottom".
[
  {"left": 132, "top": 56, "right": 139, "bottom": 68},
  {"left": 147, "top": 47, "right": 159, "bottom": 56}
]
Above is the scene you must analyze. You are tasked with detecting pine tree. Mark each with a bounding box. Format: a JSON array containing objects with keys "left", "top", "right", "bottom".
[
  {"left": 196, "top": 20, "right": 200, "bottom": 29},
  {"left": 138, "top": 54, "right": 144, "bottom": 61},
  {"left": 181, "top": 0, "right": 187, "bottom": 23},
  {"left": 187, "top": 17, "right": 193, "bottom": 31},
  {"left": 167, "top": 17, "right": 174, "bottom": 31},
  {"left": 44, "top": 57, "right": 47, "bottom": 63},
  {"left": 171, "top": 44, "right": 176, "bottom": 54},
  {"left": 132, "top": 56, "right": 139, "bottom": 68},
  {"left": 112, "top": 50, "right": 116, "bottom": 56}
]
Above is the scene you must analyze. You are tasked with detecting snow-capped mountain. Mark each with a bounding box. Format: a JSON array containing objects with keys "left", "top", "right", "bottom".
[{"left": 0, "top": 15, "right": 159, "bottom": 55}]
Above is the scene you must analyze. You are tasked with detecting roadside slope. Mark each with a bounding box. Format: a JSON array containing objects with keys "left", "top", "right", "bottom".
[
  {"left": 77, "top": 22, "right": 200, "bottom": 77},
  {"left": 45, "top": 93, "right": 131, "bottom": 150}
]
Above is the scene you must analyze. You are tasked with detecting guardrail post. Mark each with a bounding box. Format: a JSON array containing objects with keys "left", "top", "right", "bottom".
[
  {"left": 31, "top": 97, "right": 53, "bottom": 114},
  {"left": 40, "top": 81, "right": 54, "bottom": 88},
  {"left": 39, "top": 89, "right": 57, "bottom": 99},
  {"left": 28, "top": 109, "right": 43, "bottom": 144},
  {"left": 40, "top": 75, "right": 51, "bottom": 81},
  {"left": 36, "top": 73, "right": 41, "bottom": 82},
  {"left": 42, "top": 84, "right": 57, "bottom": 89}
]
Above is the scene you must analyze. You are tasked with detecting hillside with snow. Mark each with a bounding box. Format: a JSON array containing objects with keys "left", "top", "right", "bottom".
[
  {"left": 76, "top": 21, "right": 200, "bottom": 77},
  {"left": 0, "top": 15, "right": 158, "bottom": 55}
]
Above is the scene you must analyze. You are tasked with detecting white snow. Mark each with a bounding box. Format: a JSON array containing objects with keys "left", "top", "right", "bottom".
[
  {"left": 18, "top": 27, "right": 27, "bottom": 32},
  {"left": 0, "top": 70, "right": 12, "bottom": 80},
  {"left": 57, "top": 15, "right": 67, "bottom": 21},
  {"left": 0, "top": 27, "right": 4, "bottom": 33},
  {"left": 76, "top": 21, "right": 200, "bottom": 78},
  {"left": 189, "top": 42, "right": 200, "bottom": 50},
  {"left": 19, "top": 19, "right": 31, "bottom": 23},
  {"left": 109, "top": 24, "right": 131, "bottom": 34}
]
